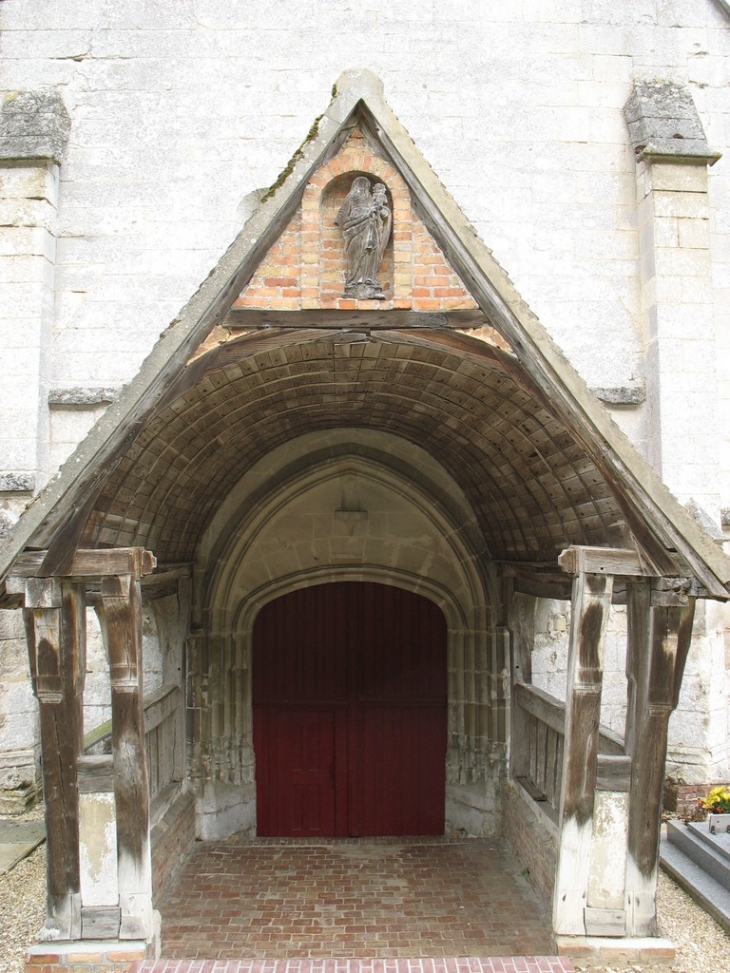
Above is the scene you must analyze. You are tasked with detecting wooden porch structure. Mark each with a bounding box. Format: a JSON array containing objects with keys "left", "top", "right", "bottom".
[
  {"left": 2, "top": 538, "right": 713, "bottom": 961},
  {"left": 1, "top": 71, "right": 729, "bottom": 970}
]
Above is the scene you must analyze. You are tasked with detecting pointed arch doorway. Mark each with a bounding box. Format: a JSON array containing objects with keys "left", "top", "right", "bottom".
[{"left": 253, "top": 581, "right": 447, "bottom": 837}]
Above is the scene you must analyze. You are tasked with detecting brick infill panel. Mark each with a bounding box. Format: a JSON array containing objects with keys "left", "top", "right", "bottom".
[{"left": 132, "top": 960, "right": 574, "bottom": 973}]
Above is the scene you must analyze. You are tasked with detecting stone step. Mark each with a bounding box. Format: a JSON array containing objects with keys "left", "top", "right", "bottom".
[
  {"left": 131, "top": 960, "right": 575, "bottom": 973},
  {"left": 684, "top": 819, "right": 730, "bottom": 865},
  {"left": 666, "top": 819, "right": 730, "bottom": 889},
  {"left": 660, "top": 829, "right": 730, "bottom": 935}
]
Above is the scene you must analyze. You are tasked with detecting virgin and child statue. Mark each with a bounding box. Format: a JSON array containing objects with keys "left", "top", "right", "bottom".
[{"left": 334, "top": 176, "right": 392, "bottom": 300}]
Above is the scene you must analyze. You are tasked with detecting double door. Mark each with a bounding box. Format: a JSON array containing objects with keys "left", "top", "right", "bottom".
[{"left": 253, "top": 582, "right": 447, "bottom": 837}]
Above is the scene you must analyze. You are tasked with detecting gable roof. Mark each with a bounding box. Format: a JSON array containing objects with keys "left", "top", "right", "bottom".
[{"left": 1, "top": 69, "right": 729, "bottom": 597}]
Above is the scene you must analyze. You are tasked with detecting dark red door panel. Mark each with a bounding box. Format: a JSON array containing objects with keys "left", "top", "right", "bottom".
[
  {"left": 350, "top": 704, "right": 446, "bottom": 836},
  {"left": 253, "top": 582, "right": 446, "bottom": 837}
]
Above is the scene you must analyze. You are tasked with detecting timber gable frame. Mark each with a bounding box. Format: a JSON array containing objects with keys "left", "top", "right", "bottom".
[{"left": 0, "top": 68, "right": 728, "bottom": 599}]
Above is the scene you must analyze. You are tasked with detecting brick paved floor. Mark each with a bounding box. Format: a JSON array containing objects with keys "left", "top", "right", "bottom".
[
  {"left": 158, "top": 838, "right": 554, "bottom": 960},
  {"left": 135, "top": 960, "right": 574, "bottom": 973}
]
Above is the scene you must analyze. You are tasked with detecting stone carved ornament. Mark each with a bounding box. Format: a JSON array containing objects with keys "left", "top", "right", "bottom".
[{"left": 335, "top": 176, "right": 392, "bottom": 299}]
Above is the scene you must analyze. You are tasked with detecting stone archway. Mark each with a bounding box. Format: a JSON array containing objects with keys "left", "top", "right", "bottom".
[{"left": 188, "top": 428, "right": 507, "bottom": 840}]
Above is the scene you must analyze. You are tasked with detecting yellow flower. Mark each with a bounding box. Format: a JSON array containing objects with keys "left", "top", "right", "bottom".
[{"left": 698, "top": 785, "right": 730, "bottom": 814}]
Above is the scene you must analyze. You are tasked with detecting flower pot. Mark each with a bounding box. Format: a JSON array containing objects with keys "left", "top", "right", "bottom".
[{"left": 708, "top": 813, "right": 730, "bottom": 834}]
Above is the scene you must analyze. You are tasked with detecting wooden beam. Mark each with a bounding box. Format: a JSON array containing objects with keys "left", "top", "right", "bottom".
[
  {"left": 553, "top": 570, "right": 613, "bottom": 936},
  {"left": 596, "top": 754, "right": 631, "bottom": 792},
  {"left": 509, "top": 589, "right": 535, "bottom": 782},
  {"left": 624, "top": 579, "right": 696, "bottom": 936},
  {"left": 77, "top": 755, "right": 114, "bottom": 794},
  {"left": 224, "top": 308, "right": 488, "bottom": 329},
  {"left": 23, "top": 578, "right": 85, "bottom": 940},
  {"left": 143, "top": 684, "right": 182, "bottom": 734},
  {"left": 584, "top": 907, "right": 627, "bottom": 937},
  {"left": 558, "top": 546, "right": 659, "bottom": 578},
  {"left": 140, "top": 564, "right": 191, "bottom": 587},
  {"left": 9, "top": 547, "right": 157, "bottom": 581},
  {"left": 98, "top": 574, "right": 153, "bottom": 941},
  {"left": 513, "top": 681, "right": 565, "bottom": 735}
]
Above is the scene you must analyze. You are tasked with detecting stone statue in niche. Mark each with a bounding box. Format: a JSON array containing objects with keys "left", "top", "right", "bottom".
[{"left": 335, "top": 176, "right": 392, "bottom": 299}]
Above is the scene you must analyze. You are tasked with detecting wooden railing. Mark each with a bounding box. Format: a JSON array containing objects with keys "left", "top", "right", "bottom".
[
  {"left": 142, "top": 685, "right": 183, "bottom": 804},
  {"left": 82, "top": 683, "right": 183, "bottom": 805},
  {"left": 513, "top": 681, "right": 629, "bottom": 819}
]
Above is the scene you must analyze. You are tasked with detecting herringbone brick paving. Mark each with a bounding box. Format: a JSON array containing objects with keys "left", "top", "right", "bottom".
[{"left": 157, "top": 838, "right": 554, "bottom": 960}]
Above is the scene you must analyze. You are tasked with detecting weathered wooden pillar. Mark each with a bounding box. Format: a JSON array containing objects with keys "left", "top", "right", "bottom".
[
  {"left": 507, "top": 586, "right": 534, "bottom": 783},
  {"left": 624, "top": 578, "right": 695, "bottom": 936},
  {"left": 23, "top": 578, "right": 86, "bottom": 940},
  {"left": 553, "top": 568, "right": 613, "bottom": 935},
  {"left": 98, "top": 572, "right": 153, "bottom": 941}
]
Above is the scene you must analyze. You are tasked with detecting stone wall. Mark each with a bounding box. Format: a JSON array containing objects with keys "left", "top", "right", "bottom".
[
  {"left": 1, "top": 0, "right": 727, "bottom": 446},
  {"left": 0, "top": 607, "right": 38, "bottom": 811}
]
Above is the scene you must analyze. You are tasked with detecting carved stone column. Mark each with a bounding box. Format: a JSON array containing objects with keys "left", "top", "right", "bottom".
[
  {"left": 23, "top": 578, "right": 86, "bottom": 940},
  {"left": 553, "top": 569, "right": 613, "bottom": 936}
]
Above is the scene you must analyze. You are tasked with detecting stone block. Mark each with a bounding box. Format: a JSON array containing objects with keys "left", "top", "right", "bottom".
[
  {"left": 624, "top": 80, "right": 720, "bottom": 163},
  {"left": 0, "top": 198, "right": 55, "bottom": 231},
  {"left": 0, "top": 164, "right": 58, "bottom": 201},
  {"left": 0, "top": 472, "right": 35, "bottom": 493},
  {"left": 649, "top": 162, "right": 710, "bottom": 193},
  {"left": 678, "top": 217, "right": 711, "bottom": 249},
  {"left": 0, "top": 225, "right": 50, "bottom": 258},
  {"left": 653, "top": 190, "right": 710, "bottom": 220},
  {"left": 654, "top": 245, "right": 712, "bottom": 278},
  {"left": 0, "top": 610, "right": 23, "bottom": 640},
  {"left": 0, "top": 639, "right": 28, "bottom": 680},
  {"left": 591, "top": 53, "right": 633, "bottom": 82},
  {"left": 0, "top": 253, "right": 53, "bottom": 286},
  {"left": 0, "top": 90, "right": 70, "bottom": 165}
]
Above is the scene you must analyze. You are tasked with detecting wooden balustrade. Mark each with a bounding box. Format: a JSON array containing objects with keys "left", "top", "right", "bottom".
[
  {"left": 143, "top": 684, "right": 183, "bottom": 803},
  {"left": 83, "top": 683, "right": 183, "bottom": 805},
  {"left": 513, "top": 681, "right": 629, "bottom": 818}
]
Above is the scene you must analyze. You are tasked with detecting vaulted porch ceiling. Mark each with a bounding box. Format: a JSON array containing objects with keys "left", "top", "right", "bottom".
[{"left": 82, "top": 327, "right": 624, "bottom": 570}]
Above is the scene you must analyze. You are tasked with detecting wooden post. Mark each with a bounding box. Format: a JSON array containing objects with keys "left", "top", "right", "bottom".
[
  {"left": 508, "top": 588, "right": 534, "bottom": 782},
  {"left": 98, "top": 573, "right": 153, "bottom": 941},
  {"left": 553, "top": 570, "right": 613, "bottom": 936},
  {"left": 624, "top": 579, "right": 695, "bottom": 936},
  {"left": 23, "top": 578, "right": 86, "bottom": 940}
]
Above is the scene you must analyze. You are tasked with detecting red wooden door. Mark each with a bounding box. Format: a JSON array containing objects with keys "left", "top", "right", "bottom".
[{"left": 253, "top": 582, "right": 447, "bottom": 837}]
